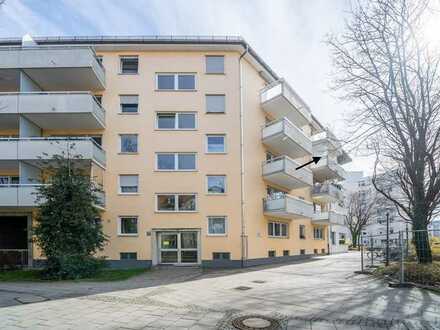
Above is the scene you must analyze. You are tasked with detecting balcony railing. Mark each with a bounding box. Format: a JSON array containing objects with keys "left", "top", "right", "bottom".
[
  {"left": 313, "top": 211, "right": 346, "bottom": 226},
  {"left": 311, "top": 155, "right": 347, "bottom": 182},
  {"left": 0, "top": 184, "right": 43, "bottom": 207},
  {"left": 312, "top": 183, "right": 343, "bottom": 201},
  {"left": 263, "top": 194, "right": 314, "bottom": 219},
  {"left": 0, "top": 249, "right": 29, "bottom": 268},
  {"left": 262, "top": 156, "right": 313, "bottom": 190},
  {"left": 260, "top": 79, "right": 311, "bottom": 126},
  {"left": 0, "top": 137, "right": 106, "bottom": 168},
  {"left": 0, "top": 92, "right": 105, "bottom": 129},
  {"left": 262, "top": 118, "right": 312, "bottom": 158}
]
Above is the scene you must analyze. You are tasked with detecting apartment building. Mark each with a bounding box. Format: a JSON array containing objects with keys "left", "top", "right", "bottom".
[{"left": 0, "top": 35, "right": 350, "bottom": 268}]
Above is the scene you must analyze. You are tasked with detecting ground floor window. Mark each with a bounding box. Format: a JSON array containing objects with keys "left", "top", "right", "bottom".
[
  {"left": 300, "top": 249, "right": 306, "bottom": 255},
  {"left": 213, "top": 252, "right": 230, "bottom": 260},
  {"left": 299, "top": 225, "right": 306, "bottom": 239},
  {"left": 314, "top": 227, "right": 324, "bottom": 240},
  {"left": 339, "top": 233, "right": 346, "bottom": 245},
  {"left": 268, "top": 221, "right": 288, "bottom": 238},
  {"left": 118, "top": 216, "right": 138, "bottom": 235},
  {"left": 120, "top": 252, "right": 137, "bottom": 260},
  {"left": 207, "top": 216, "right": 227, "bottom": 235},
  {"left": 331, "top": 231, "right": 336, "bottom": 245},
  {"left": 283, "top": 250, "right": 289, "bottom": 256},
  {"left": 268, "top": 250, "right": 276, "bottom": 257}
]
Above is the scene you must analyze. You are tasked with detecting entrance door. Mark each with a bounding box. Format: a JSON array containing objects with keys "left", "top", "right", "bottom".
[{"left": 158, "top": 231, "right": 199, "bottom": 265}]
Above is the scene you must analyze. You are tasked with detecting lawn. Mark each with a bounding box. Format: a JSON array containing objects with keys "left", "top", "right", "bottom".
[
  {"left": 374, "top": 261, "right": 440, "bottom": 288},
  {"left": 0, "top": 268, "right": 148, "bottom": 282}
]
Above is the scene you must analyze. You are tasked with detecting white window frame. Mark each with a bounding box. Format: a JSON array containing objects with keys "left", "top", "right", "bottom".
[
  {"left": 119, "top": 134, "right": 138, "bottom": 154},
  {"left": 155, "top": 193, "right": 197, "bottom": 213},
  {"left": 155, "top": 112, "right": 197, "bottom": 130},
  {"left": 206, "top": 134, "right": 227, "bottom": 154},
  {"left": 119, "top": 56, "right": 139, "bottom": 74},
  {"left": 119, "top": 94, "right": 139, "bottom": 114},
  {"left": 314, "top": 227, "right": 324, "bottom": 240},
  {"left": 118, "top": 175, "right": 139, "bottom": 195},
  {"left": 207, "top": 216, "right": 227, "bottom": 236},
  {"left": 205, "top": 55, "right": 225, "bottom": 74},
  {"left": 156, "top": 73, "right": 196, "bottom": 91},
  {"left": 268, "top": 221, "right": 289, "bottom": 238},
  {"left": 205, "top": 94, "right": 226, "bottom": 114},
  {"left": 206, "top": 175, "right": 227, "bottom": 194},
  {"left": 117, "top": 216, "right": 139, "bottom": 236},
  {"left": 156, "top": 153, "right": 197, "bottom": 171}
]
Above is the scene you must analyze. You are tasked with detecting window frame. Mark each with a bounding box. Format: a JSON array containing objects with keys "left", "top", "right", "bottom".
[
  {"left": 155, "top": 112, "right": 197, "bottom": 130},
  {"left": 206, "top": 175, "right": 227, "bottom": 195},
  {"left": 205, "top": 94, "right": 226, "bottom": 114},
  {"left": 155, "top": 193, "right": 197, "bottom": 213},
  {"left": 119, "top": 56, "right": 139, "bottom": 75},
  {"left": 118, "top": 216, "right": 139, "bottom": 236},
  {"left": 119, "top": 134, "right": 138, "bottom": 154},
  {"left": 207, "top": 216, "right": 227, "bottom": 236},
  {"left": 120, "top": 252, "right": 137, "bottom": 260},
  {"left": 118, "top": 174, "right": 139, "bottom": 195},
  {"left": 299, "top": 224, "right": 306, "bottom": 240},
  {"left": 313, "top": 227, "right": 324, "bottom": 240},
  {"left": 205, "top": 55, "right": 225, "bottom": 74},
  {"left": 156, "top": 73, "right": 196, "bottom": 91},
  {"left": 268, "top": 221, "right": 289, "bottom": 238},
  {"left": 156, "top": 152, "right": 197, "bottom": 171},
  {"left": 119, "top": 94, "right": 139, "bottom": 114},
  {"left": 206, "top": 134, "right": 226, "bottom": 154}
]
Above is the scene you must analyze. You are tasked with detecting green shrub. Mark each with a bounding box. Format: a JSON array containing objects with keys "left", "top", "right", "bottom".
[{"left": 43, "top": 255, "right": 106, "bottom": 280}]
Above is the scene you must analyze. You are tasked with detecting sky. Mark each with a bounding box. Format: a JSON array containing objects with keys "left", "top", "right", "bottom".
[{"left": 0, "top": 0, "right": 372, "bottom": 175}]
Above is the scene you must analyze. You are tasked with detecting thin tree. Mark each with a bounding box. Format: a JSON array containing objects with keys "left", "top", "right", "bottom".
[
  {"left": 345, "top": 191, "right": 376, "bottom": 248},
  {"left": 328, "top": 0, "right": 440, "bottom": 263}
]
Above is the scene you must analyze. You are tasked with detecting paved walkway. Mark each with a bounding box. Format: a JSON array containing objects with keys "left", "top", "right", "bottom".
[{"left": 0, "top": 252, "right": 439, "bottom": 329}]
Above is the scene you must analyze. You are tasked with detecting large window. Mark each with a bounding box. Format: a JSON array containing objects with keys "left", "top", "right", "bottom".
[
  {"left": 118, "top": 216, "right": 138, "bottom": 235},
  {"left": 156, "top": 153, "right": 196, "bottom": 171},
  {"left": 268, "top": 222, "right": 288, "bottom": 238},
  {"left": 206, "top": 55, "right": 224, "bottom": 74},
  {"left": 119, "top": 175, "right": 139, "bottom": 194},
  {"left": 156, "top": 194, "right": 197, "bottom": 212},
  {"left": 120, "top": 134, "right": 138, "bottom": 153},
  {"left": 314, "top": 227, "right": 324, "bottom": 240},
  {"left": 206, "top": 94, "right": 225, "bottom": 113},
  {"left": 207, "top": 175, "right": 226, "bottom": 194},
  {"left": 120, "top": 95, "right": 139, "bottom": 113},
  {"left": 156, "top": 112, "right": 196, "bottom": 130},
  {"left": 206, "top": 134, "right": 226, "bottom": 153},
  {"left": 120, "top": 56, "right": 138, "bottom": 74},
  {"left": 299, "top": 225, "right": 306, "bottom": 239},
  {"left": 156, "top": 73, "right": 196, "bottom": 90},
  {"left": 207, "top": 216, "right": 227, "bottom": 235}
]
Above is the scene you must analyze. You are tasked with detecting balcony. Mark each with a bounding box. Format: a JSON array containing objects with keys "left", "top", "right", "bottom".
[
  {"left": 0, "top": 46, "right": 105, "bottom": 90},
  {"left": 263, "top": 195, "right": 314, "bottom": 219},
  {"left": 312, "top": 211, "right": 346, "bottom": 226},
  {"left": 260, "top": 79, "right": 311, "bottom": 126},
  {"left": 262, "top": 118, "right": 312, "bottom": 159},
  {"left": 311, "top": 156, "right": 346, "bottom": 182},
  {"left": 0, "top": 137, "right": 106, "bottom": 168},
  {"left": 262, "top": 156, "right": 313, "bottom": 190},
  {"left": 312, "top": 183, "right": 343, "bottom": 202},
  {"left": 0, "top": 92, "right": 105, "bottom": 130}
]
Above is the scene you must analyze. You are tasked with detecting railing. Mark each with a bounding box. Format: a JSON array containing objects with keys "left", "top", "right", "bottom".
[
  {"left": 262, "top": 155, "right": 313, "bottom": 187},
  {"left": 0, "top": 184, "right": 44, "bottom": 207},
  {"left": 264, "top": 194, "right": 314, "bottom": 218},
  {"left": 313, "top": 211, "right": 346, "bottom": 225},
  {"left": 0, "top": 249, "right": 28, "bottom": 268},
  {"left": 312, "top": 183, "right": 343, "bottom": 200},
  {"left": 312, "top": 155, "right": 347, "bottom": 179}
]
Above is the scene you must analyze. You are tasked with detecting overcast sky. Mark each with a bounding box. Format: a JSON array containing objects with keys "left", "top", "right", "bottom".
[{"left": 0, "top": 0, "right": 371, "bottom": 175}]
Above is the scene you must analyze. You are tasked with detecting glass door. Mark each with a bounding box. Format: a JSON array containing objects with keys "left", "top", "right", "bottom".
[
  {"left": 159, "top": 232, "right": 178, "bottom": 264},
  {"left": 158, "top": 231, "right": 199, "bottom": 265},
  {"left": 180, "top": 231, "right": 198, "bottom": 264}
]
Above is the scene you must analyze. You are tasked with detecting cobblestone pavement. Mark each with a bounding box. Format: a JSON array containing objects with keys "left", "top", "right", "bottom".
[{"left": 0, "top": 252, "right": 439, "bottom": 329}]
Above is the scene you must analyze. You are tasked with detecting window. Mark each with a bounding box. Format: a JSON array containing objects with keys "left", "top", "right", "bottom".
[
  {"left": 156, "top": 194, "right": 196, "bottom": 212},
  {"left": 119, "top": 175, "right": 139, "bottom": 194},
  {"left": 0, "top": 176, "right": 19, "bottom": 185},
  {"left": 314, "top": 227, "right": 324, "bottom": 240},
  {"left": 156, "top": 73, "right": 196, "bottom": 90},
  {"left": 118, "top": 216, "right": 138, "bottom": 235},
  {"left": 120, "top": 134, "right": 138, "bottom": 153},
  {"left": 314, "top": 249, "right": 318, "bottom": 254},
  {"left": 208, "top": 216, "right": 226, "bottom": 235},
  {"left": 95, "top": 55, "right": 103, "bottom": 64},
  {"left": 207, "top": 175, "right": 226, "bottom": 194},
  {"left": 206, "top": 94, "right": 225, "bottom": 113},
  {"left": 300, "top": 249, "right": 306, "bottom": 255},
  {"left": 213, "top": 252, "right": 230, "bottom": 260},
  {"left": 120, "top": 252, "right": 137, "bottom": 260},
  {"left": 299, "top": 225, "right": 306, "bottom": 239},
  {"left": 206, "top": 55, "right": 224, "bottom": 74},
  {"left": 94, "top": 95, "right": 102, "bottom": 105},
  {"left": 331, "top": 231, "right": 336, "bottom": 245},
  {"left": 321, "top": 249, "right": 326, "bottom": 254},
  {"left": 268, "top": 222, "right": 288, "bottom": 238},
  {"left": 156, "top": 112, "right": 196, "bottom": 129},
  {"left": 206, "top": 134, "right": 226, "bottom": 153},
  {"left": 120, "top": 56, "right": 138, "bottom": 74},
  {"left": 120, "top": 95, "right": 139, "bottom": 113},
  {"left": 156, "top": 153, "right": 196, "bottom": 171},
  {"left": 268, "top": 250, "right": 276, "bottom": 257},
  {"left": 283, "top": 250, "right": 289, "bottom": 256}
]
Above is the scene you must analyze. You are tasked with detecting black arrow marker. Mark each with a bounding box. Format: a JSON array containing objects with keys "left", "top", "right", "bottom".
[{"left": 295, "top": 156, "right": 321, "bottom": 170}]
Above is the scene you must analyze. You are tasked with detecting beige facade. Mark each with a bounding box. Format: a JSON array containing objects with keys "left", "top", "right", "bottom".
[{"left": 0, "top": 36, "right": 350, "bottom": 268}]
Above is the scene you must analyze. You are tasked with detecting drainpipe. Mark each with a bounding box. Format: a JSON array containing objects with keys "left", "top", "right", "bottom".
[{"left": 239, "top": 45, "right": 248, "bottom": 268}]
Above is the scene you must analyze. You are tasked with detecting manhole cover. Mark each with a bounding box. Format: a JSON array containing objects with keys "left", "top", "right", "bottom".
[
  {"left": 232, "top": 315, "right": 281, "bottom": 329},
  {"left": 234, "top": 286, "right": 252, "bottom": 291}
]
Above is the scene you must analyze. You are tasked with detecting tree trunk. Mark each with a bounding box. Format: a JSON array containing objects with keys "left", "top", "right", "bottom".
[
  {"left": 351, "top": 232, "right": 358, "bottom": 248},
  {"left": 413, "top": 213, "right": 432, "bottom": 264}
]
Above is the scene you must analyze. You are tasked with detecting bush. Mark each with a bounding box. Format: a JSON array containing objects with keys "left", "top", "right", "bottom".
[
  {"left": 375, "top": 262, "right": 440, "bottom": 287},
  {"left": 42, "top": 255, "right": 106, "bottom": 280}
]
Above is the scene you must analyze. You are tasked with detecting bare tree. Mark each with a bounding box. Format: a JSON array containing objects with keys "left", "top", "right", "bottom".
[
  {"left": 345, "top": 191, "right": 376, "bottom": 248},
  {"left": 328, "top": 0, "right": 440, "bottom": 263}
]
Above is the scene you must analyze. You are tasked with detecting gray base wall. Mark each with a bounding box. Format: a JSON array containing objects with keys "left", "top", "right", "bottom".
[
  {"left": 202, "top": 254, "right": 314, "bottom": 269},
  {"left": 105, "top": 260, "right": 152, "bottom": 269}
]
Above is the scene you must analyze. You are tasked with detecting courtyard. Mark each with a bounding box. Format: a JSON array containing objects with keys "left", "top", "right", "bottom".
[{"left": 0, "top": 252, "right": 439, "bottom": 329}]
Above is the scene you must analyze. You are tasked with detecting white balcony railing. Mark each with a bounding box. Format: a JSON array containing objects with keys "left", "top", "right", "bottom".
[
  {"left": 262, "top": 156, "right": 313, "bottom": 190},
  {"left": 264, "top": 194, "right": 314, "bottom": 219},
  {"left": 313, "top": 211, "right": 346, "bottom": 226},
  {"left": 311, "top": 156, "right": 347, "bottom": 182},
  {"left": 312, "top": 183, "right": 343, "bottom": 201},
  {"left": 262, "top": 118, "right": 312, "bottom": 158}
]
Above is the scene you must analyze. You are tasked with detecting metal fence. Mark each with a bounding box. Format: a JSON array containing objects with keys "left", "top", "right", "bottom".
[
  {"left": 359, "top": 230, "right": 440, "bottom": 287},
  {"left": 0, "top": 249, "right": 29, "bottom": 269}
]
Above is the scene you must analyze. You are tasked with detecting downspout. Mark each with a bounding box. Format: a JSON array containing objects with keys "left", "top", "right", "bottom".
[{"left": 239, "top": 45, "right": 248, "bottom": 268}]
